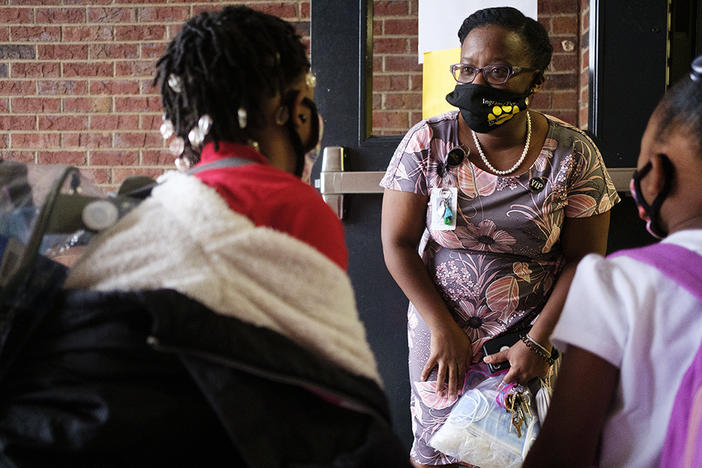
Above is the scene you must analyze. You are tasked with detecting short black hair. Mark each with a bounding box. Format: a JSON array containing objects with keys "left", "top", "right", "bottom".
[
  {"left": 457, "top": 7, "right": 552, "bottom": 73},
  {"left": 154, "top": 6, "right": 310, "bottom": 164},
  {"left": 655, "top": 69, "right": 702, "bottom": 155}
]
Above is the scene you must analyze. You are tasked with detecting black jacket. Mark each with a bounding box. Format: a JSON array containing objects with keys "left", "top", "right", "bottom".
[{"left": 0, "top": 261, "right": 410, "bottom": 468}]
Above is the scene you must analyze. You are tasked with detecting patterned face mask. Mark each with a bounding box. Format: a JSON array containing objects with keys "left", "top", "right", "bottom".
[
  {"left": 445, "top": 83, "right": 531, "bottom": 133},
  {"left": 629, "top": 154, "right": 674, "bottom": 239}
]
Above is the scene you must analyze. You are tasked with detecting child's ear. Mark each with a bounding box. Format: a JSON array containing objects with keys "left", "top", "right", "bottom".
[
  {"left": 645, "top": 153, "right": 672, "bottom": 197},
  {"left": 530, "top": 73, "right": 545, "bottom": 93}
]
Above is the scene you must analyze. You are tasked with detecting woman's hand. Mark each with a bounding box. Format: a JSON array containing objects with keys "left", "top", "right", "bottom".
[
  {"left": 422, "top": 321, "right": 473, "bottom": 400},
  {"left": 483, "top": 339, "right": 549, "bottom": 384}
]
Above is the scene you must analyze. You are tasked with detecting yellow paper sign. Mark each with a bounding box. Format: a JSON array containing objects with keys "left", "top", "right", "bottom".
[{"left": 422, "top": 47, "right": 461, "bottom": 120}]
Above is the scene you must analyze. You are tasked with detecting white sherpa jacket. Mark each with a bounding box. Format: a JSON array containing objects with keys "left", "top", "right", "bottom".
[{"left": 65, "top": 172, "right": 381, "bottom": 385}]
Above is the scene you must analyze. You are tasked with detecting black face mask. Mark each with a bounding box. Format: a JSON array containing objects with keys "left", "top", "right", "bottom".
[
  {"left": 629, "top": 154, "right": 674, "bottom": 239},
  {"left": 283, "top": 92, "right": 320, "bottom": 178},
  {"left": 445, "top": 83, "right": 531, "bottom": 133}
]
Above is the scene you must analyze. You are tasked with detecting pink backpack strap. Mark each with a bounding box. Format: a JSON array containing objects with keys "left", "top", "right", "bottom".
[
  {"left": 608, "top": 243, "right": 702, "bottom": 304},
  {"left": 609, "top": 243, "right": 702, "bottom": 468}
]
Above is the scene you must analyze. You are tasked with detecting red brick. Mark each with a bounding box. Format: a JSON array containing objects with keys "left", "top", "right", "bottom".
[
  {"left": 90, "top": 44, "right": 139, "bottom": 60},
  {"left": 141, "top": 149, "right": 172, "bottom": 166},
  {"left": 552, "top": 15, "right": 577, "bottom": 34},
  {"left": 384, "top": 92, "right": 421, "bottom": 109},
  {"left": 374, "top": 37, "right": 409, "bottom": 54},
  {"left": 38, "top": 151, "right": 85, "bottom": 165},
  {"left": 409, "top": 74, "right": 422, "bottom": 91},
  {"left": 113, "top": 167, "right": 164, "bottom": 187},
  {"left": 0, "top": 150, "right": 35, "bottom": 163},
  {"left": 11, "top": 26, "right": 60, "bottom": 41},
  {"left": 11, "top": 132, "right": 60, "bottom": 148},
  {"left": 372, "top": 92, "right": 381, "bottom": 110},
  {"left": 90, "top": 79, "right": 140, "bottom": 96},
  {"left": 114, "top": 96, "right": 161, "bottom": 113},
  {"left": 11, "top": 62, "right": 59, "bottom": 78},
  {"left": 248, "top": 3, "right": 297, "bottom": 19},
  {"left": 88, "top": 7, "right": 137, "bottom": 23},
  {"left": 115, "top": 60, "right": 156, "bottom": 78},
  {"left": 167, "top": 24, "right": 182, "bottom": 40},
  {"left": 411, "top": 111, "right": 422, "bottom": 124},
  {"left": 550, "top": 53, "right": 578, "bottom": 72},
  {"left": 11, "top": 96, "right": 60, "bottom": 113},
  {"left": 37, "top": 80, "right": 86, "bottom": 95},
  {"left": 137, "top": 6, "right": 189, "bottom": 23},
  {"left": 116, "top": 24, "right": 166, "bottom": 41},
  {"left": 63, "top": 97, "right": 112, "bottom": 113},
  {"left": 10, "top": 0, "right": 60, "bottom": 5},
  {"left": 300, "top": 1, "right": 309, "bottom": 19},
  {"left": 63, "top": 62, "right": 114, "bottom": 78},
  {"left": 140, "top": 114, "right": 162, "bottom": 131},
  {"left": 62, "top": 132, "right": 113, "bottom": 149},
  {"left": 373, "top": 56, "right": 383, "bottom": 72},
  {"left": 540, "top": 0, "right": 578, "bottom": 15},
  {"left": 90, "top": 114, "right": 140, "bottom": 131},
  {"left": 140, "top": 42, "right": 167, "bottom": 59},
  {"left": 0, "top": 134, "right": 7, "bottom": 149},
  {"left": 373, "top": 74, "right": 409, "bottom": 92},
  {"left": 544, "top": 73, "right": 578, "bottom": 90},
  {"left": 384, "top": 56, "right": 421, "bottom": 73},
  {"left": 113, "top": 131, "right": 161, "bottom": 148},
  {"left": 0, "top": 27, "right": 9, "bottom": 42},
  {"left": 552, "top": 90, "right": 578, "bottom": 109},
  {"left": 579, "top": 108, "right": 588, "bottom": 129},
  {"left": 64, "top": 0, "right": 110, "bottom": 4},
  {"left": 90, "top": 150, "right": 138, "bottom": 166},
  {"left": 374, "top": 1, "right": 408, "bottom": 16},
  {"left": 0, "top": 98, "right": 8, "bottom": 112},
  {"left": 63, "top": 25, "right": 113, "bottom": 42},
  {"left": 531, "top": 91, "right": 552, "bottom": 109},
  {"left": 84, "top": 167, "right": 111, "bottom": 185},
  {"left": 0, "top": 115, "right": 34, "bottom": 130},
  {"left": 38, "top": 44, "right": 88, "bottom": 60},
  {"left": 0, "top": 80, "right": 34, "bottom": 95},
  {"left": 373, "top": 19, "right": 383, "bottom": 35},
  {"left": 36, "top": 7, "right": 85, "bottom": 23},
  {"left": 384, "top": 18, "right": 417, "bottom": 36},
  {"left": 0, "top": 7, "right": 32, "bottom": 23},
  {"left": 372, "top": 110, "right": 409, "bottom": 129},
  {"left": 39, "top": 115, "right": 88, "bottom": 131}
]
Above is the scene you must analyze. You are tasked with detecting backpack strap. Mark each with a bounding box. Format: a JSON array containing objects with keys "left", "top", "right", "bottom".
[{"left": 609, "top": 243, "right": 702, "bottom": 304}]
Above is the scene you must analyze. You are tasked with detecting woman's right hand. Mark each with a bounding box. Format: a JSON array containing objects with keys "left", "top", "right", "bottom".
[{"left": 421, "top": 321, "right": 473, "bottom": 400}]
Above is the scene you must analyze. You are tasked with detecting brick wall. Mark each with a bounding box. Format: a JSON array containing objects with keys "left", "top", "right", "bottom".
[
  {"left": 0, "top": 0, "right": 586, "bottom": 191},
  {"left": 372, "top": 0, "right": 588, "bottom": 134},
  {"left": 579, "top": 0, "right": 590, "bottom": 129},
  {"left": 0, "top": 1, "right": 309, "bottom": 191}
]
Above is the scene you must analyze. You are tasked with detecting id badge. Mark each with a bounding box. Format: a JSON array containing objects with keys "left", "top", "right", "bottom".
[{"left": 430, "top": 187, "right": 457, "bottom": 231}]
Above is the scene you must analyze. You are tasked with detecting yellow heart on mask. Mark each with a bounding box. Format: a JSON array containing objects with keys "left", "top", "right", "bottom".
[
  {"left": 502, "top": 105, "right": 513, "bottom": 113},
  {"left": 512, "top": 106, "right": 520, "bottom": 114},
  {"left": 492, "top": 106, "right": 502, "bottom": 116},
  {"left": 488, "top": 113, "right": 496, "bottom": 122}
]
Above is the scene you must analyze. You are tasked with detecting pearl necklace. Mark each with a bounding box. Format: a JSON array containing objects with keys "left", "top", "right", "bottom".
[{"left": 471, "top": 111, "right": 531, "bottom": 176}]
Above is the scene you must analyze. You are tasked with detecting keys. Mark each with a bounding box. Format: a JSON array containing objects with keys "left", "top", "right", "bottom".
[{"left": 505, "top": 389, "right": 530, "bottom": 438}]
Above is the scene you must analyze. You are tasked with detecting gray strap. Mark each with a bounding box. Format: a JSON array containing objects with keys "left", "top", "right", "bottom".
[{"left": 186, "top": 157, "right": 254, "bottom": 175}]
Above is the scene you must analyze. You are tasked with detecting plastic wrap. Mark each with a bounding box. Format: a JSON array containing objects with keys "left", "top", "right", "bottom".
[
  {"left": 0, "top": 160, "right": 104, "bottom": 271},
  {"left": 429, "top": 371, "right": 540, "bottom": 468}
]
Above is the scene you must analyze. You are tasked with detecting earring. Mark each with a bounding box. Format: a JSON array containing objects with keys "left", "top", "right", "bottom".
[
  {"left": 237, "top": 107, "right": 247, "bottom": 129},
  {"left": 160, "top": 114, "right": 175, "bottom": 140},
  {"left": 167, "top": 74, "right": 182, "bottom": 93},
  {"left": 275, "top": 106, "right": 289, "bottom": 125},
  {"left": 305, "top": 72, "right": 317, "bottom": 89}
]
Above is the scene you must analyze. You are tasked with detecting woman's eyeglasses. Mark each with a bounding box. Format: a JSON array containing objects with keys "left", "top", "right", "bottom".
[{"left": 449, "top": 63, "right": 540, "bottom": 85}]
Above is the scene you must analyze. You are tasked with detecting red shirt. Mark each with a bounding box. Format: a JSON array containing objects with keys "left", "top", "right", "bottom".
[{"left": 193, "top": 142, "right": 348, "bottom": 270}]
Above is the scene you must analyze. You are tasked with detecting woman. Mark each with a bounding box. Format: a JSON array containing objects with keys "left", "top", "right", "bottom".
[
  {"left": 0, "top": 7, "right": 409, "bottom": 467},
  {"left": 380, "top": 7, "right": 619, "bottom": 466},
  {"left": 523, "top": 56, "right": 702, "bottom": 468}
]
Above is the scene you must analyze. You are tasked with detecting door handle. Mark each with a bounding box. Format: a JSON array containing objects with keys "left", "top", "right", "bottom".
[{"left": 314, "top": 146, "right": 385, "bottom": 219}]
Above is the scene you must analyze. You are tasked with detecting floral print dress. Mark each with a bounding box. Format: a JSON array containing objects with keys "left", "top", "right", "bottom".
[{"left": 380, "top": 111, "right": 619, "bottom": 465}]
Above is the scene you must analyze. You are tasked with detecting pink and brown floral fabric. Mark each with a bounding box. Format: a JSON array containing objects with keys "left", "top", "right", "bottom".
[{"left": 380, "top": 110, "right": 619, "bottom": 465}]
